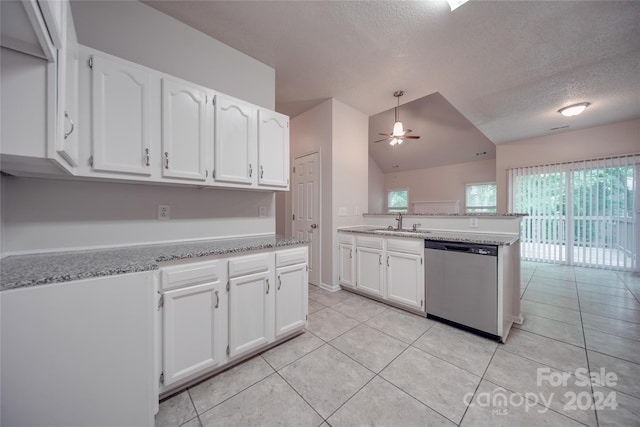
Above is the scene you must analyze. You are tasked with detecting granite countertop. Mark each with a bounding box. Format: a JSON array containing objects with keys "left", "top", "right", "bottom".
[
  {"left": 338, "top": 226, "right": 520, "bottom": 246},
  {"left": 363, "top": 212, "right": 527, "bottom": 217},
  {"left": 0, "top": 235, "right": 308, "bottom": 291}
]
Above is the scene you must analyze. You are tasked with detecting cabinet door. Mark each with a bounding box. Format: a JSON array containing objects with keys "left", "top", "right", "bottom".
[
  {"left": 257, "top": 109, "right": 289, "bottom": 188},
  {"left": 355, "top": 247, "right": 384, "bottom": 297},
  {"left": 386, "top": 251, "right": 425, "bottom": 311},
  {"left": 161, "top": 78, "right": 208, "bottom": 181},
  {"left": 91, "top": 55, "right": 151, "bottom": 176},
  {"left": 163, "top": 281, "right": 226, "bottom": 386},
  {"left": 228, "top": 270, "right": 274, "bottom": 357},
  {"left": 54, "top": 1, "right": 79, "bottom": 167},
  {"left": 339, "top": 244, "right": 355, "bottom": 287},
  {"left": 275, "top": 263, "right": 307, "bottom": 338},
  {"left": 214, "top": 94, "right": 256, "bottom": 185}
]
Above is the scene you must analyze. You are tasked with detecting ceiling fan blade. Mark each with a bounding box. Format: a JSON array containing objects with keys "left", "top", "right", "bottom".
[
  {"left": 378, "top": 133, "right": 391, "bottom": 136},
  {"left": 403, "top": 129, "right": 413, "bottom": 134},
  {"left": 373, "top": 138, "right": 390, "bottom": 143},
  {"left": 404, "top": 135, "right": 420, "bottom": 139}
]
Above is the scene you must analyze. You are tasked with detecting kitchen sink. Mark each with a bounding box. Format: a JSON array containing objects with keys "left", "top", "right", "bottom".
[{"left": 372, "top": 229, "right": 430, "bottom": 236}]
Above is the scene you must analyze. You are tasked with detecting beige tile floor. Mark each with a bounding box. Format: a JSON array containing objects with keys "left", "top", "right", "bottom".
[{"left": 156, "top": 261, "right": 640, "bottom": 427}]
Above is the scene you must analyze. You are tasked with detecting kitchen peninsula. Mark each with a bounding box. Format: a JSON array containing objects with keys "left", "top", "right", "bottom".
[{"left": 338, "top": 212, "right": 524, "bottom": 343}]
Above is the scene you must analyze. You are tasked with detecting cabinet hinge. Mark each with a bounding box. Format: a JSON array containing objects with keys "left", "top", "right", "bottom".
[
  {"left": 205, "top": 94, "right": 208, "bottom": 104},
  {"left": 421, "top": 258, "right": 423, "bottom": 265},
  {"left": 88, "top": 155, "right": 94, "bottom": 167},
  {"left": 226, "top": 281, "right": 230, "bottom": 292},
  {"left": 88, "top": 56, "right": 93, "bottom": 69},
  {"left": 306, "top": 264, "right": 309, "bottom": 272},
  {"left": 206, "top": 170, "right": 208, "bottom": 178},
  {"left": 293, "top": 166, "right": 296, "bottom": 173},
  {"left": 159, "top": 372, "right": 164, "bottom": 385},
  {"left": 293, "top": 214, "right": 295, "bottom": 220},
  {"left": 226, "top": 345, "right": 230, "bottom": 356},
  {"left": 158, "top": 294, "right": 164, "bottom": 310},
  {"left": 421, "top": 299, "right": 423, "bottom": 307},
  {"left": 212, "top": 97, "right": 216, "bottom": 106},
  {"left": 213, "top": 169, "right": 216, "bottom": 179},
  {"left": 306, "top": 314, "right": 308, "bottom": 321}
]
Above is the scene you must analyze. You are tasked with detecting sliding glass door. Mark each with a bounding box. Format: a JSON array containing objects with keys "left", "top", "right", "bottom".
[{"left": 509, "top": 154, "right": 639, "bottom": 271}]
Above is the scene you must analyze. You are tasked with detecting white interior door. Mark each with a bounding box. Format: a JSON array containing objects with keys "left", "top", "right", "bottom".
[{"left": 292, "top": 152, "right": 320, "bottom": 286}]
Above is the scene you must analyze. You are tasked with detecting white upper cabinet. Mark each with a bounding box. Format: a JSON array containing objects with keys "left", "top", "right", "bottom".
[
  {"left": 90, "top": 54, "right": 152, "bottom": 176},
  {"left": 214, "top": 94, "right": 256, "bottom": 185},
  {"left": 161, "top": 78, "right": 209, "bottom": 181},
  {"left": 257, "top": 110, "right": 289, "bottom": 189},
  {"left": 55, "top": 1, "right": 79, "bottom": 167}
]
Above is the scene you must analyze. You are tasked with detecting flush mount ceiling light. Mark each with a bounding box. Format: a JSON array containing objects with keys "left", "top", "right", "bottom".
[
  {"left": 558, "top": 102, "right": 590, "bottom": 117},
  {"left": 447, "top": 0, "right": 470, "bottom": 12},
  {"left": 374, "top": 91, "right": 421, "bottom": 146}
]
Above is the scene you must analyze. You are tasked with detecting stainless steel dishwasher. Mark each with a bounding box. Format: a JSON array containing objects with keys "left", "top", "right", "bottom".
[{"left": 424, "top": 240, "right": 499, "bottom": 340}]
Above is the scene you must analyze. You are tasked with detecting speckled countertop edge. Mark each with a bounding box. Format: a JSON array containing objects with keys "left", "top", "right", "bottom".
[
  {"left": 363, "top": 212, "right": 528, "bottom": 217},
  {"left": 0, "top": 236, "right": 308, "bottom": 291},
  {"left": 338, "top": 226, "right": 520, "bottom": 246}
]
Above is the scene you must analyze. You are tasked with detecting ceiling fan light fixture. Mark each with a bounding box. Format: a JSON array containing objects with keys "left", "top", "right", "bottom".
[
  {"left": 392, "top": 121, "right": 404, "bottom": 137},
  {"left": 558, "top": 102, "right": 590, "bottom": 117}
]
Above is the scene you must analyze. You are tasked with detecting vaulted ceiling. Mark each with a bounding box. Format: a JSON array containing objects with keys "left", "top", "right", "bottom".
[{"left": 144, "top": 0, "right": 640, "bottom": 171}]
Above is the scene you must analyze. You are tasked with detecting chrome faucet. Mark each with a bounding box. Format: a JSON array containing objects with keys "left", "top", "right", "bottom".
[{"left": 395, "top": 212, "right": 403, "bottom": 230}]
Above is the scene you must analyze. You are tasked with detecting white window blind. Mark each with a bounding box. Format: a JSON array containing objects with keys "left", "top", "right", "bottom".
[{"left": 509, "top": 154, "right": 639, "bottom": 271}]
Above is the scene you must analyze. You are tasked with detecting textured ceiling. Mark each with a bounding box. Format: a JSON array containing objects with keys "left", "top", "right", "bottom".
[{"left": 144, "top": 0, "right": 640, "bottom": 169}]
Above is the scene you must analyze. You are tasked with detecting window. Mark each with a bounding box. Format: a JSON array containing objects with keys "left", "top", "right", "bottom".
[
  {"left": 387, "top": 190, "right": 408, "bottom": 213},
  {"left": 466, "top": 183, "right": 497, "bottom": 212}
]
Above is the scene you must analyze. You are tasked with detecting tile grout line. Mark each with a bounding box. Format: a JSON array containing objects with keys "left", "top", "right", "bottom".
[{"left": 457, "top": 342, "right": 501, "bottom": 426}]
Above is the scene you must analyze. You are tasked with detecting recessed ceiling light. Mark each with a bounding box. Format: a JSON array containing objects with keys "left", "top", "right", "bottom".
[{"left": 558, "top": 102, "right": 590, "bottom": 117}]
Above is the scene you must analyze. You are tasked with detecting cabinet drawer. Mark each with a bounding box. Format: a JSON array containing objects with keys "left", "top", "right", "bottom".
[
  {"left": 338, "top": 233, "right": 354, "bottom": 244},
  {"left": 355, "top": 236, "right": 384, "bottom": 250},
  {"left": 276, "top": 247, "right": 308, "bottom": 267},
  {"left": 228, "top": 253, "right": 272, "bottom": 278},
  {"left": 161, "top": 260, "right": 223, "bottom": 290},
  {"left": 386, "top": 238, "right": 423, "bottom": 255}
]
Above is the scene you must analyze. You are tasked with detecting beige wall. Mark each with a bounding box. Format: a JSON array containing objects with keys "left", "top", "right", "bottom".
[
  {"left": 368, "top": 156, "right": 385, "bottom": 213},
  {"left": 496, "top": 118, "right": 640, "bottom": 211},
  {"left": 384, "top": 158, "right": 497, "bottom": 212}
]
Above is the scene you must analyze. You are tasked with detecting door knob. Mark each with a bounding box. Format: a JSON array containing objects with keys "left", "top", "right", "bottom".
[{"left": 310, "top": 224, "right": 318, "bottom": 229}]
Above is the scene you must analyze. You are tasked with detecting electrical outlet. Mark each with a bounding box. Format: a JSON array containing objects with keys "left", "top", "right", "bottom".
[
  {"left": 158, "top": 205, "right": 170, "bottom": 220},
  {"left": 469, "top": 217, "right": 479, "bottom": 228},
  {"left": 355, "top": 206, "right": 361, "bottom": 215},
  {"left": 259, "top": 206, "right": 267, "bottom": 218}
]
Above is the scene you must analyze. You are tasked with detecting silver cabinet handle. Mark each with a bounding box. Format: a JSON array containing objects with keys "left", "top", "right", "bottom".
[
  {"left": 145, "top": 148, "right": 150, "bottom": 166},
  {"left": 164, "top": 152, "right": 169, "bottom": 169},
  {"left": 260, "top": 165, "right": 264, "bottom": 178},
  {"left": 215, "top": 290, "right": 219, "bottom": 308},
  {"left": 249, "top": 163, "right": 253, "bottom": 177},
  {"left": 379, "top": 254, "right": 382, "bottom": 265},
  {"left": 350, "top": 249, "right": 352, "bottom": 259},
  {"left": 64, "top": 111, "right": 74, "bottom": 139},
  {"left": 387, "top": 255, "right": 390, "bottom": 267},
  {"left": 266, "top": 278, "right": 270, "bottom": 294},
  {"left": 277, "top": 275, "right": 282, "bottom": 290}
]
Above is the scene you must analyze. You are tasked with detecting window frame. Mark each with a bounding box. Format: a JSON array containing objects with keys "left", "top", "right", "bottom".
[
  {"left": 386, "top": 189, "right": 409, "bottom": 214},
  {"left": 465, "top": 182, "right": 497, "bottom": 213}
]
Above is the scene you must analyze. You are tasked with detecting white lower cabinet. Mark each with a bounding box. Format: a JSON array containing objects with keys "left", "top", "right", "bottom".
[
  {"left": 161, "top": 259, "right": 227, "bottom": 387},
  {"left": 158, "top": 245, "right": 308, "bottom": 394},
  {"left": 342, "top": 232, "right": 425, "bottom": 313},
  {"left": 386, "top": 250, "right": 425, "bottom": 310},
  {"left": 354, "top": 236, "right": 385, "bottom": 297},
  {"left": 275, "top": 247, "right": 309, "bottom": 338},
  {"left": 1, "top": 272, "right": 156, "bottom": 427},
  {"left": 228, "top": 268, "right": 274, "bottom": 357}
]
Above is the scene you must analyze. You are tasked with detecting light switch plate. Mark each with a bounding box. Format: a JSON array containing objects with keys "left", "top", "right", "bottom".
[{"left": 469, "top": 217, "right": 479, "bottom": 228}]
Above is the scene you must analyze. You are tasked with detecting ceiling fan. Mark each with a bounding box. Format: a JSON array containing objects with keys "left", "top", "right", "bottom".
[{"left": 374, "top": 90, "right": 421, "bottom": 145}]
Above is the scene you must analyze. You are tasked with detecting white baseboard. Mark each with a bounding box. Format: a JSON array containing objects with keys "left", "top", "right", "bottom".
[{"left": 319, "top": 282, "right": 341, "bottom": 292}]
